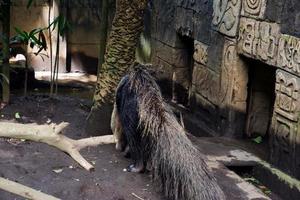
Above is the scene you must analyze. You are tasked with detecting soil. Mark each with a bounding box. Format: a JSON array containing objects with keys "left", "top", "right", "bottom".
[{"left": 0, "top": 94, "right": 163, "bottom": 200}]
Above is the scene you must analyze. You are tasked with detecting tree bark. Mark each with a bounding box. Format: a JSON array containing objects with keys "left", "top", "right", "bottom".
[
  {"left": 86, "top": 0, "right": 149, "bottom": 136},
  {"left": 0, "top": 0, "right": 10, "bottom": 104},
  {"left": 97, "top": 0, "right": 109, "bottom": 74}
]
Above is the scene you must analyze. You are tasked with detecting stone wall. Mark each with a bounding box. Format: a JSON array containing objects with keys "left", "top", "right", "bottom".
[
  {"left": 9, "top": 0, "right": 114, "bottom": 74},
  {"left": 150, "top": 0, "right": 300, "bottom": 179}
]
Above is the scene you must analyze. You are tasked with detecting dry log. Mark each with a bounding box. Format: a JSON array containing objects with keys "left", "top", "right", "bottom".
[
  {"left": 0, "top": 122, "right": 115, "bottom": 171},
  {"left": 0, "top": 177, "right": 60, "bottom": 200}
]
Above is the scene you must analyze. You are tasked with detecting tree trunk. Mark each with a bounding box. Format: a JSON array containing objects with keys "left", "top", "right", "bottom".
[
  {"left": 0, "top": 0, "right": 10, "bottom": 104},
  {"left": 97, "top": 0, "right": 109, "bottom": 74},
  {"left": 86, "top": 0, "right": 148, "bottom": 136}
]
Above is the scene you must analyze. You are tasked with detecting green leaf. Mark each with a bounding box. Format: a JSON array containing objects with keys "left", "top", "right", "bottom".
[
  {"left": 15, "top": 112, "right": 21, "bottom": 119},
  {"left": 252, "top": 136, "right": 263, "bottom": 144}
]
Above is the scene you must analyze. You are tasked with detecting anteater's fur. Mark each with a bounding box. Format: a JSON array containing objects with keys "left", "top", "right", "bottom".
[{"left": 112, "top": 64, "right": 226, "bottom": 200}]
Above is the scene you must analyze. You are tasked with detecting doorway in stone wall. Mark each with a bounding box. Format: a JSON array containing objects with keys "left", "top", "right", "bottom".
[
  {"left": 245, "top": 59, "right": 276, "bottom": 139},
  {"left": 172, "top": 35, "right": 194, "bottom": 107}
]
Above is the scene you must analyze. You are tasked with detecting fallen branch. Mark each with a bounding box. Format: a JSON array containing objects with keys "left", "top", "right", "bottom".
[
  {"left": 0, "top": 122, "right": 115, "bottom": 171},
  {"left": 0, "top": 177, "right": 60, "bottom": 200}
]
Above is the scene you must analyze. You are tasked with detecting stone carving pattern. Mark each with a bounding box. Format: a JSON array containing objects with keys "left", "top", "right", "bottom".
[
  {"left": 238, "top": 18, "right": 280, "bottom": 66},
  {"left": 212, "top": 0, "right": 242, "bottom": 37},
  {"left": 242, "top": 0, "right": 266, "bottom": 18},
  {"left": 192, "top": 64, "right": 220, "bottom": 105},
  {"left": 220, "top": 40, "right": 248, "bottom": 111},
  {"left": 272, "top": 71, "right": 300, "bottom": 160},
  {"left": 277, "top": 35, "right": 300, "bottom": 77},
  {"left": 193, "top": 40, "right": 208, "bottom": 65},
  {"left": 220, "top": 41, "right": 235, "bottom": 104},
  {"left": 275, "top": 71, "right": 299, "bottom": 121}
]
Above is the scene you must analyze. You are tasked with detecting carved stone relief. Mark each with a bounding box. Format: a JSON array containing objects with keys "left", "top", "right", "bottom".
[
  {"left": 220, "top": 39, "right": 248, "bottom": 111},
  {"left": 192, "top": 63, "right": 220, "bottom": 105},
  {"left": 193, "top": 40, "right": 208, "bottom": 65},
  {"left": 277, "top": 35, "right": 300, "bottom": 77},
  {"left": 212, "top": 0, "right": 242, "bottom": 37},
  {"left": 270, "top": 70, "right": 300, "bottom": 177},
  {"left": 275, "top": 71, "right": 300, "bottom": 121},
  {"left": 238, "top": 17, "right": 280, "bottom": 66},
  {"left": 241, "top": 0, "right": 267, "bottom": 19}
]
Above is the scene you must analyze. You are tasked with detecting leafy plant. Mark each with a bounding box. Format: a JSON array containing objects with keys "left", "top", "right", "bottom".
[
  {"left": 252, "top": 136, "right": 263, "bottom": 144},
  {"left": 14, "top": 27, "right": 47, "bottom": 57}
]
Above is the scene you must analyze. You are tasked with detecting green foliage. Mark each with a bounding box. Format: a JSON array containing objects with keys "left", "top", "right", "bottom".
[
  {"left": 14, "top": 112, "right": 21, "bottom": 119},
  {"left": 252, "top": 136, "right": 263, "bottom": 144},
  {"left": 50, "top": 14, "right": 71, "bottom": 37},
  {"left": 14, "top": 27, "right": 47, "bottom": 56}
]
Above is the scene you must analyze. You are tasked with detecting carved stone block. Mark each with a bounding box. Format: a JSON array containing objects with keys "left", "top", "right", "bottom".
[
  {"left": 220, "top": 39, "right": 248, "bottom": 110},
  {"left": 241, "top": 0, "right": 267, "bottom": 19},
  {"left": 277, "top": 34, "right": 300, "bottom": 78},
  {"left": 154, "top": 0, "right": 185, "bottom": 48},
  {"left": 212, "top": 0, "right": 242, "bottom": 37},
  {"left": 192, "top": 63, "right": 220, "bottom": 105},
  {"left": 175, "top": 6, "right": 194, "bottom": 38},
  {"left": 237, "top": 17, "right": 280, "bottom": 66},
  {"left": 193, "top": 40, "right": 208, "bottom": 65},
  {"left": 207, "top": 31, "right": 225, "bottom": 73},
  {"left": 219, "top": 39, "right": 248, "bottom": 137},
  {"left": 153, "top": 40, "right": 191, "bottom": 68},
  {"left": 270, "top": 70, "right": 300, "bottom": 179},
  {"left": 280, "top": 0, "right": 300, "bottom": 38}
]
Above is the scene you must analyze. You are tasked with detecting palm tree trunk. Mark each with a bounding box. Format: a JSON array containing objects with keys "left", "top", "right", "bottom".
[
  {"left": 97, "top": 0, "right": 109, "bottom": 74},
  {"left": 1, "top": 0, "right": 10, "bottom": 104},
  {"left": 86, "top": 0, "right": 149, "bottom": 136}
]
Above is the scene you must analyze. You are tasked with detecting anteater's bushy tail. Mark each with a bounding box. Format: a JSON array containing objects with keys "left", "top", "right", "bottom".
[{"left": 127, "top": 66, "right": 226, "bottom": 200}]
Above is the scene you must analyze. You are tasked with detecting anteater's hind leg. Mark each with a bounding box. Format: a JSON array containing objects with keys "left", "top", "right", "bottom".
[{"left": 111, "top": 103, "right": 127, "bottom": 151}]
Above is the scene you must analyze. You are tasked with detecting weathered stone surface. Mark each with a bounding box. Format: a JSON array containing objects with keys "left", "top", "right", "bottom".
[
  {"left": 176, "top": 0, "right": 213, "bottom": 43},
  {"left": 172, "top": 66, "right": 191, "bottom": 104},
  {"left": 219, "top": 39, "right": 248, "bottom": 137},
  {"left": 281, "top": 0, "right": 300, "bottom": 38},
  {"left": 175, "top": 6, "right": 194, "bottom": 38},
  {"left": 277, "top": 34, "right": 300, "bottom": 78},
  {"left": 151, "top": 55, "right": 173, "bottom": 81},
  {"left": 241, "top": 0, "right": 267, "bottom": 19},
  {"left": 220, "top": 39, "right": 248, "bottom": 111},
  {"left": 152, "top": 40, "right": 190, "bottom": 68},
  {"left": 153, "top": 0, "right": 184, "bottom": 47},
  {"left": 11, "top": 0, "right": 48, "bottom": 6},
  {"left": 151, "top": 55, "right": 174, "bottom": 98},
  {"left": 237, "top": 17, "right": 280, "bottom": 67},
  {"left": 173, "top": 67, "right": 191, "bottom": 90},
  {"left": 270, "top": 69, "right": 300, "bottom": 179},
  {"left": 264, "top": 0, "right": 284, "bottom": 23},
  {"left": 193, "top": 40, "right": 208, "bottom": 65},
  {"left": 192, "top": 62, "right": 220, "bottom": 105},
  {"left": 68, "top": 7, "right": 101, "bottom": 44},
  {"left": 212, "top": 0, "right": 242, "bottom": 37},
  {"left": 176, "top": 0, "right": 210, "bottom": 14},
  {"left": 193, "top": 11, "right": 212, "bottom": 43},
  {"left": 207, "top": 31, "right": 225, "bottom": 73},
  {"left": 189, "top": 90, "right": 220, "bottom": 134}
]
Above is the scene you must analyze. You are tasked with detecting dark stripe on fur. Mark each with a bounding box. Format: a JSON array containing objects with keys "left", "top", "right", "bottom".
[{"left": 116, "top": 64, "right": 226, "bottom": 200}]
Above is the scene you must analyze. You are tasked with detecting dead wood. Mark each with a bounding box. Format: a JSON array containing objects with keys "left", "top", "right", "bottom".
[
  {"left": 0, "top": 122, "right": 115, "bottom": 171},
  {"left": 0, "top": 177, "right": 60, "bottom": 200}
]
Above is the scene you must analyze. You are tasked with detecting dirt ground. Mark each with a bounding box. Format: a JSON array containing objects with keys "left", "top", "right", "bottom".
[{"left": 0, "top": 94, "right": 163, "bottom": 200}]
